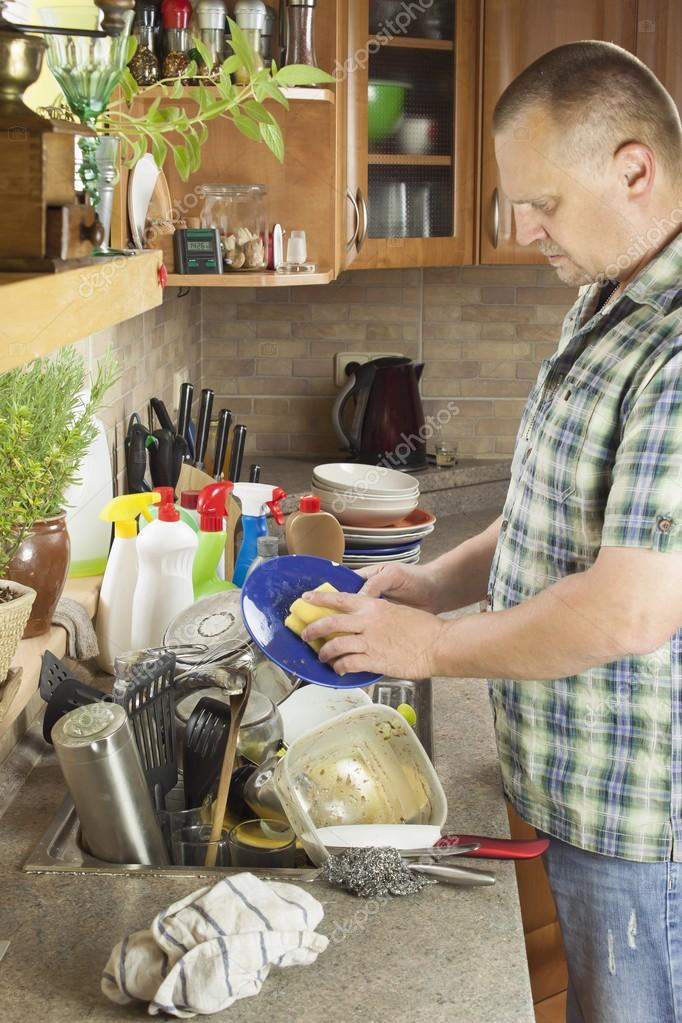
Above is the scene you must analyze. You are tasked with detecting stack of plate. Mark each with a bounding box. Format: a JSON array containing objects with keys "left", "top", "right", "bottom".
[
  {"left": 312, "top": 462, "right": 420, "bottom": 528},
  {"left": 342, "top": 508, "right": 436, "bottom": 568}
]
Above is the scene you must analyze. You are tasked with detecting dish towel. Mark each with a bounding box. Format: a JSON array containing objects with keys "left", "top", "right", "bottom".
[
  {"left": 52, "top": 597, "right": 99, "bottom": 660},
  {"left": 101, "top": 873, "right": 329, "bottom": 1018}
]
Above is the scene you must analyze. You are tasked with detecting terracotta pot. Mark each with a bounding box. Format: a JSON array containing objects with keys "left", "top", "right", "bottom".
[{"left": 8, "top": 514, "right": 70, "bottom": 638}]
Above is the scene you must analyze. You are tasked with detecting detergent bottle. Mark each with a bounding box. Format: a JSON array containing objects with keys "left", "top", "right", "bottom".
[
  {"left": 95, "top": 491, "right": 161, "bottom": 673},
  {"left": 131, "top": 487, "right": 198, "bottom": 649},
  {"left": 192, "top": 481, "right": 237, "bottom": 598},
  {"left": 231, "top": 483, "right": 287, "bottom": 587}
]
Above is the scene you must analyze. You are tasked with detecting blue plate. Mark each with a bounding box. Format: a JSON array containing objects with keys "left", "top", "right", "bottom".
[
  {"left": 343, "top": 541, "right": 420, "bottom": 556},
  {"left": 240, "top": 554, "right": 382, "bottom": 689}
]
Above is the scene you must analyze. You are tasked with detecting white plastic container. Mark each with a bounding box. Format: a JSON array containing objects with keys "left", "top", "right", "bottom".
[
  {"left": 131, "top": 487, "right": 198, "bottom": 650},
  {"left": 65, "top": 411, "right": 113, "bottom": 578}
]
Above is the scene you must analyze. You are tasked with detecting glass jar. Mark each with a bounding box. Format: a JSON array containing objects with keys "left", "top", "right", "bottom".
[
  {"left": 198, "top": 184, "right": 268, "bottom": 271},
  {"left": 284, "top": 0, "right": 317, "bottom": 67},
  {"left": 129, "top": 0, "right": 161, "bottom": 85}
]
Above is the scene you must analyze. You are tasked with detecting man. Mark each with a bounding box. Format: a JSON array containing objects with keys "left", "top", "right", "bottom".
[{"left": 301, "top": 41, "right": 682, "bottom": 1023}]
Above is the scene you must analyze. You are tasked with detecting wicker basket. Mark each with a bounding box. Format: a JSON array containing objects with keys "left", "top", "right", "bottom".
[{"left": 0, "top": 581, "right": 36, "bottom": 685}]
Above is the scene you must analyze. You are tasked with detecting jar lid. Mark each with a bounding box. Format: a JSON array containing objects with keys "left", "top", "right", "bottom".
[
  {"left": 234, "top": 0, "right": 266, "bottom": 29},
  {"left": 56, "top": 703, "right": 125, "bottom": 746},
  {"left": 256, "top": 534, "right": 279, "bottom": 557},
  {"left": 198, "top": 184, "right": 267, "bottom": 197},
  {"left": 286, "top": 0, "right": 317, "bottom": 6}
]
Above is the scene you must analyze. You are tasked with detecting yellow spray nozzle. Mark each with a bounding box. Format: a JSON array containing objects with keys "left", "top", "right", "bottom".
[{"left": 100, "top": 492, "right": 162, "bottom": 538}]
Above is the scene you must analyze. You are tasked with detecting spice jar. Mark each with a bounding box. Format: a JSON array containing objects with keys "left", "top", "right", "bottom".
[
  {"left": 129, "top": 0, "right": 161, "bottom": 85},
  {"left": 260, "top": 4, "right": 276, "bottom": 61},
  {"left": 284, "top": 0, "right": 317, "bottom": 68},
  {"left": 195, "top": 0, "right": 226, "bottom": 69},
  {"left": 161, "top": 0, "right": 192, "bottom": 78},
  {"left": 198, "top": 184, "right": 268, "bottom": 270},
  {"left": 232, "top": 0, "right": 266, "bottom": 85}
]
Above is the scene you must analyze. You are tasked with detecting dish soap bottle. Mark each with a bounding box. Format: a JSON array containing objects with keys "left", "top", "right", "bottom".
[
  {"left": 131, "top": 487, "right": 198, "bottom": 649},
  {"left": 96, "top": 491, "right": 161, "bottom": 674},
  {"left": 193, "top": 481, "right": 237, "bottom": 598},
  {"left": 244, "top": 533, "right": 280, "bottom": 580},
  {"left": 231, "top": 483, "right": 287, "bottom": 587},
  {"left": 285, "top": 494, "right": 345, "bottom": 562}
]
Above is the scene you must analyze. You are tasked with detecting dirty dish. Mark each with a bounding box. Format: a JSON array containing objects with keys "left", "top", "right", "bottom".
[
  {"left": 278, "top": 683, "right": 372, "bottom": 746},
  {"left": 313, "top": 824, "right": 441, "bottom": 851}
]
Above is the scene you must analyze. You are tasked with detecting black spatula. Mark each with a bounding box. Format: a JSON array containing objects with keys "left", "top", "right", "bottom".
[{"left": 182, "top": 697, "right": 231, "bottom": 810}]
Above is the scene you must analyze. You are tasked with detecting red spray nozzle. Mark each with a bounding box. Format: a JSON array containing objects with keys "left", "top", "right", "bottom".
[
  {"left": 154, "top": 486, "right": 179, "bottom": 522},
  {"left": 197, "top": 481, "right": 234, "bottom": 532},
  {"left": 266, "top": 486, "right": 287, "bottom": 526}
]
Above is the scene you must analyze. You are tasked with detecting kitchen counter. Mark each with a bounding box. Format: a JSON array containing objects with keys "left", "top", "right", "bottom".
[{"left": 0, "top": 506, "right": 534, "bottom": 1023}]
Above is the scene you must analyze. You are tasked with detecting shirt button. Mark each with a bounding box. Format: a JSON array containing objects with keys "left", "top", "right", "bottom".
[
  {"left": 658, "top": 517, "right": 673, "bottom": 534},
  {"left": 486, "top": 591, "right": 493, "bottom": 608},
  {"left": 501, "top": 519, "right": 509, "bottom": 531}
]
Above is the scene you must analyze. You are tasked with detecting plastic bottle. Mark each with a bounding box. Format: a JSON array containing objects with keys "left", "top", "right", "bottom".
[
  {"left": 193, "top": 481, "right": 237, "bottom": 599},
  {"left": 131, "top": 486, "right": 198, "bottom": 650},
  {"left": 65, "top": 401, "right": 113, "bottom": 578},
  {"left": 95, "top": 491, "right": 161, "bottom": 674},
  {"left": 139, "top": 490, "right": 199, "bottom": 533},
  {"left": 285, "top": 494, "right": 345, "bottom": 562},
  {"left": 244, "top": 534, "right": 280, "bottom": 581},
  {"left": 231, "top": 483, "right": 287, "bottom": 587}
]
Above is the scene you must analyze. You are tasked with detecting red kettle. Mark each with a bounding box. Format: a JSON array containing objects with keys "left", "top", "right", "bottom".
[{"left": 332, "top": 356, "right": 427, "bottom": 470}]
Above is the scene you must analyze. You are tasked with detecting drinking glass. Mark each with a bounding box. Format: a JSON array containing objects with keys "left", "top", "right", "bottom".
[
  {"left": 172, "top": 824, "right": 230, "bottom": 866},
  {"left": 228, "top": 818, "right": 296, "bottom": 869}
]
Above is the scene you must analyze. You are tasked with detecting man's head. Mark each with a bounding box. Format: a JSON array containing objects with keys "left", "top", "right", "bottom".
[{"left": 493, "top": 41, "right": 682, "bottom": 286}]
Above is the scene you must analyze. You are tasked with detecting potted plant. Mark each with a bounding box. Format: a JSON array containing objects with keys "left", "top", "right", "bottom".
[{"left": 0, "top": 349, "right": 118, "bottom": 639}]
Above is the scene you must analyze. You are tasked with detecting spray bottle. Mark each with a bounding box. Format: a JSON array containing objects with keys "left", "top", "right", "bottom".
[
  {"left": 231, "top": 483, "right": 287, "bottom": 587},
  {"left": 96, "top": 491, "right": 161, "bottom": 673},
  {"left": 193, "top": 481, "right": 237, "bottom": 598},
  {"left": 131, "top": 486, "right": 198, "bottom": 649}
]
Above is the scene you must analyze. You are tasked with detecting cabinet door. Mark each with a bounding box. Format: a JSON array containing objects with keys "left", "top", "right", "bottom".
[
  {"left": 636, "top": 0, "right": 682, "bottom": 116},
  {"left": 480, "top": 0, "right": 638, "bottom": 265},
  {"left": 346, "top": 0, "right": 477, "bottom": 270}
]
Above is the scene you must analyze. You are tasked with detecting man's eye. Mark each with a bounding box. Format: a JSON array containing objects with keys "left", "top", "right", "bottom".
[{"left": 535, "top": 202, "right": 553, "bottom": 213}]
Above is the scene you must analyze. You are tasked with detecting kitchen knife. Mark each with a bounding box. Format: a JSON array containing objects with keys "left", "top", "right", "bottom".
[
  {"left": 149, "top": 429, "right": 175, "bottom": 488},
  {"left": 212, "top": 408, "right": 232, "bottom": 480},
  {"left": 434, "top": 835, "right": 550, "bottom": 859},
  {"left": 150, "top": 397, "right": 175, "bottom": 434},
  {"left": 177, "top": 382, "right": 194, "bottom": 461},
  {"left": 194, "top": 387, "right": 214, "bottom": 470},
  {"left": 227, "top": 424, "right": 247, "bottom": 482},
  {"left": 249, "top": 463, "right": 261, "bottom": 483}
]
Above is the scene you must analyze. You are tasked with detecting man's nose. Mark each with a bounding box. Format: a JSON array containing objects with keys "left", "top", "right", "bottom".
[{"left": 514, "top": 206, "right": 548, "bottom": 247}]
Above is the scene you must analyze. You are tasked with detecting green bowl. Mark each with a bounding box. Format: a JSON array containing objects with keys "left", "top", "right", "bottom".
[{"left": 368, "top": 80, "right": 410, "bottom": 143}]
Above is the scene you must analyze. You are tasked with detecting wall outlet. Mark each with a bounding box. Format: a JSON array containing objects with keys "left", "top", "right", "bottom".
[
  {"left": 333, "top": 352, "right": 404, "bottom": 387},
  {"left": 171, "top": 367, "right": 190, "bottom": 411}
]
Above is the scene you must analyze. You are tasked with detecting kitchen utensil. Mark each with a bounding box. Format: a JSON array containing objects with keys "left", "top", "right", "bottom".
[
  {"left": 274, "top": 704, "right": 447, "bottom": 866},
  {"left": 238, "top": 757, "right": 288, "bottom": 822},
  {"left": 249, "top": 464, "right": 261, "bottom": 483},
  {"left": 228, "top": 818, "right": 296, "bottom": 868},
  {"left": 172, "top": 823, "right": 230, "bottom": 866},
  {"left": 240, "top": 554, "right": 382, "bottom": 689},
  {"left": 111, "top": 649, "right": 178, "bottom": 812},
  {"left": 435, "top": 834, "right": 551, "bottom": 860},
  {"left": 39, "top": 649, "right": 71, "bottom": 701},
  {"left": 206, "top": 668, "right": 253, "bottom": 866},
  {"left": 370, "top": 180, "right": 408, "bottom": 237},
  {"left": 278, "top": 684, "right": 372, "bottom": 746},
  {"left": 52, "top": 702, "right": 169, "bottom": 865},
  {"left": 176, "top": 688, "right": 283, "bottom": 766},
  {"left": 43, "top": 676, "right": 106, "bottom": 743},
  {"left": 182, "top": 696, "right": 231, "bottom": 809},
  {"left": 128, "top": 153, "right": 160, "bottom": 249},
  {"left": 367, "top": 80, "right": 410, "bottom": 143},
  {"left": 212, "top": 409, "right": 232, "bottom": 480},
  {"left": 332, "top": 356, "right": 427, "bottom": 471},
  {"left": 150, "top": 397, "right": 175, "bottom": 433},
  {"left": 148, "top": 428, "right": 175, "bottom": 488},
  {"left": 125, "top": 413, "right": 151, "bottom": 493},
  {"left": 407, "top": 862, "right": 495, "bottom": 887},
  {"left": 227, "top": 424, "right": 247, "bottom": 482},
  {"left": 194, "top": 388, "right": 215, "bottom": 471},
  {"left": 177, "top": 382, "right": 194, "bottom": 459}
]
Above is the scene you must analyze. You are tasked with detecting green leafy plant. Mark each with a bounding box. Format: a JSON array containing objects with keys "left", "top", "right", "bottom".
[
  {"left": 0, "top": 350, "right": 119, "bottom": 579},
  {"left": 101, "top": 17, "right": 336, "bottom": 181}
]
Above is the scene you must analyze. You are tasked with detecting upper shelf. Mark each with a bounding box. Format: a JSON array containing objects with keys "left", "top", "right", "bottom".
[
  {"left": 134, "top": 85, "right": 335, "bottom": 104},
  {"left": 0, "top": 250, "right": 163, "bottom": 374},
  {"left": 369, "top": 35, "right": 454, "bottom": 51},
  {"left": 167, "top": 268, "right": 334, "bottom": 288}
]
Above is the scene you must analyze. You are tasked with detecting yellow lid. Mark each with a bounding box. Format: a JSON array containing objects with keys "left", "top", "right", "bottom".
[{"left": 99, "top": 492, "right": 161, "bottom": 538}]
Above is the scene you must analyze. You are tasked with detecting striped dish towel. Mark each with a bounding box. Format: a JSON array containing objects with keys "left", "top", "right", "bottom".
[{"left": 102, "top": 873, "right": 329, "bottom": 1017}]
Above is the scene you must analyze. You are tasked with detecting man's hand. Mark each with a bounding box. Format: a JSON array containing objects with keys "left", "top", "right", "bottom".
[
  {"left": 299, "top": 587, "right": 445, "bottom": 679},
  {"left": 356, "top": 562, "right": 439, "bottom": 612}
]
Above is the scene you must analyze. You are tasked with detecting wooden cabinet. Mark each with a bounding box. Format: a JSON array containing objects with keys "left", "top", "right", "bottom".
[
  {"left": 636, "top": 0, "right": 682, "bottom": 116},
  {"left": 479, "top": 0, "right": 638, "bottom": 265},
  {"left": 345, "top": 0, "right": 478, "bottom": 270}
]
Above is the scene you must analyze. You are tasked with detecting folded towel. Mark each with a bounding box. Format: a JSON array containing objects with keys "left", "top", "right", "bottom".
[
  {"left": 102, "top": 873, "right": 329, "bottom": 1018},
  {"left": 52, "top": 597, "right": 99, "bottom": 660}
]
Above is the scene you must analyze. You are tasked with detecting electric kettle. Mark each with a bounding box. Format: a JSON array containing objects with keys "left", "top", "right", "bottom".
[{"left": 332, "top": 356, "right": 427, "bottom": 470}]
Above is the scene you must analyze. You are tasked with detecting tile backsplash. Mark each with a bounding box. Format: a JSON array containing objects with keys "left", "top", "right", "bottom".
[{"left": 200, "top": 265, "right": 577, "bottom": 459}]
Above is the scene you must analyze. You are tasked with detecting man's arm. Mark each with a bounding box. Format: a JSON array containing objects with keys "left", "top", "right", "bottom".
[{"left": 428, "top": 514, "right": 503, "bottom": 613}]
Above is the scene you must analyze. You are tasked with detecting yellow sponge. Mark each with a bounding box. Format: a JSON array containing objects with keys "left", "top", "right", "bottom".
[
  {"left": 285, "top": 612, "right": 324, "bottom": 653},
  {"left": 285, "top": 583, "right": 345, "bottom": 656}
]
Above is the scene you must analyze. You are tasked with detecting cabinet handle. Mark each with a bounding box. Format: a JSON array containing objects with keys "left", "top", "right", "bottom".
[
  {"left": 346, "top": 187, "right": 360, "bottom": 251},
  {"left": 491, "top": 187, "right": 500, "bottom": 249},
  {"left": 357, "top": 188, "right": 369, "bottom": 251}
]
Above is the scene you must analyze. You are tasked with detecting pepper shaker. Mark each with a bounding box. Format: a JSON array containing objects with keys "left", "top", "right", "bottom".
[{"left": 284, "top": 0, "right": 317, "bottom": 69}]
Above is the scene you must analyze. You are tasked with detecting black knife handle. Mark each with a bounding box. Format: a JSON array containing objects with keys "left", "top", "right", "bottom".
[
  {"left": 149, "top": 429, "right": 175, "bottom": 488},
  {"left": 177, "top": 383, "right": 194, "bottom": 456},
  {"left": 125, "top": 416, "right": 150, "bottom": 494},
  {"left": 213, "top": 408, "right": 232, "bottom": 480},
  {"left": 172, "top": 434, "right": 189, "bottom": 491},
  {"left": 151, "top": 397, "right": 175, "bottom": 433},
  {"left": 195, "top": 388, "right": 215, "bottom": 469},
  {"left": 228, "top": 424, "right": 247, "bottom": 483}
]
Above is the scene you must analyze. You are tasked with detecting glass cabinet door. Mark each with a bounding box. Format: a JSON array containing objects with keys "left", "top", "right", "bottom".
[{"left": 347, "top": 0, "right": 476, "bottom": 269}]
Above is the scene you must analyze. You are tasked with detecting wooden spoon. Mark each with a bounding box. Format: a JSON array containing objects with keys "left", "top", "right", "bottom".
[{"left": 204, "top": 668, "right": 252, "bottom": 867}]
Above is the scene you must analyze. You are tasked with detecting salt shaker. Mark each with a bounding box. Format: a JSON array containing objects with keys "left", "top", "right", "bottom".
[
  {"left": 233, "top": 0, "right": 266, "bottom": 85},
  {"left": 196, "top": 0, "right": 226, "bottom": 68},
  {"left": 284, "top": 0, "right": 317, "bottom": 68}
]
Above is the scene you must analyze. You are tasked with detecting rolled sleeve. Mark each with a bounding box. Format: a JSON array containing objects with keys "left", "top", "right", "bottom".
[{"left": 601, "top": 346, "right": 682, "bottom": 552}]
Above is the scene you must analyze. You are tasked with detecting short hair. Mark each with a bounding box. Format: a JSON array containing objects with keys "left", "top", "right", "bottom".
[{"left": 493, "top": 40, "right": 682, "bottom": 180}]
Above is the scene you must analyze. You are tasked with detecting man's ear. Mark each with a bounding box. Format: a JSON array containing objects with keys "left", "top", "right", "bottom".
[{"left": 613, "top": 142, "right": 655, "bottom": 198}]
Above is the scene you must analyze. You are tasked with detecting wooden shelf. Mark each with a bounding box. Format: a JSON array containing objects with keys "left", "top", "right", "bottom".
[
  {"left": 369, "top": 35, "right": 454, "bottom": 51},
  {"left": 368, "top": 154, "right": 452, "bottom": 166},
  {"left": 167, "top": 268, "right": 334, "bottom": 288},
  {"left": 0, "top": 250, "right": 163, "bottom": 374},
  {"left": 135, "top": 85, "right": 335, "bottom": 104}
]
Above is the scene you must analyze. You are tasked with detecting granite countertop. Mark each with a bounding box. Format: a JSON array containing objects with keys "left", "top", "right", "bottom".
[{"left": 0, "top": 508, "right": 533, "bottom": 1023}]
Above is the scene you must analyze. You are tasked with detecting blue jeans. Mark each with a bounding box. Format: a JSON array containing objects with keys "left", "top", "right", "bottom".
[{"left": 539, "top": 832, "right": 682, "bottom": 1023}]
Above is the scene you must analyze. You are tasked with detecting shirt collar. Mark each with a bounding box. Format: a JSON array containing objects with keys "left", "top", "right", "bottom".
[{"left": 619, "top": 229, "right": 682, "bottom": 314}]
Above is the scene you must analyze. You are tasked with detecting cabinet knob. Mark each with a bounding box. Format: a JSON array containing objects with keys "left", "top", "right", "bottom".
[
  {"left": 490, "top": 187, "right": 500, "bottom": 249},
  {"left": 357, "top": 188, "right": 369, "bottom": 252}
]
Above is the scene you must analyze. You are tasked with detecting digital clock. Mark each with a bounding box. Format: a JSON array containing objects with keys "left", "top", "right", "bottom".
[{"left": 174, "top": 228, "right": 223, "bottom": 274}]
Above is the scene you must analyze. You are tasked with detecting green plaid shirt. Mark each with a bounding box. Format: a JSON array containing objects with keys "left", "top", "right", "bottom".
[{"left": 488, "top": 232, "right": 682, "bottom": 861}]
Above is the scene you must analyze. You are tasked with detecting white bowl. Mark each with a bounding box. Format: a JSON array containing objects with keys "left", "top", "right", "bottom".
[
  {"left": 279, "top": 685, "right": 372, "bottom": 746},
  {"left": 317, "top": 492, "right": 419, "bottom": 527},
  {"left": 313, "top": 462, "right": 420, "bottom": 497},
  {"left": 312, "top": 479, "right": 419, "bottom": 502},
  {"left": 312, "top": 485, "right": 418, "bottom": 505}
]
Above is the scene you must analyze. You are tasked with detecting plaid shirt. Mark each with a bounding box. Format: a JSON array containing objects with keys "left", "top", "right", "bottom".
[{"left": 488, "top": 232, "right": 682, "bottom": 861}]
